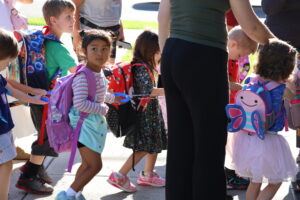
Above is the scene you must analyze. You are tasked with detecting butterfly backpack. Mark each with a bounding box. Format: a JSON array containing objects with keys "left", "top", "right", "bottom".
[{"left": 225, "top": 77, "right": 281, "bottom": 140}]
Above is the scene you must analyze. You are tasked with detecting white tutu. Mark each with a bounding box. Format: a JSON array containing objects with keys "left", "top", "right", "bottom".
[{"left": 229, "top": 131, "right": 297, "bottom": 184}]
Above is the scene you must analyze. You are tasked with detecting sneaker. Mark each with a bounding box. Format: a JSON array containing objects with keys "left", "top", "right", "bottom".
[
  {"left": 227, "top": 176, "right": 249, "bottom": 190},
  {"left": 16, "top": 174, "right": 53, "bottom": 195},
  {"left": 55, "top": 191, "right": 75, "bottom": 200},
  {"left": 107, "top": 172, "right": 137, "bottom": 192},
  {"left": 137, "top": 171, "right": 165, "bottom": 187},
  {"left": 75, "top": 191, "right": 86, "bottom": 200},
  {"left": 19, "top": 162, "right": 53, "bottom": 184}
]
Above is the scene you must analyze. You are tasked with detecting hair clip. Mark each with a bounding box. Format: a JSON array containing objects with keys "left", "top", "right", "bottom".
[{"left": 289, "top": 47, "right": 297, "bottom": 54}]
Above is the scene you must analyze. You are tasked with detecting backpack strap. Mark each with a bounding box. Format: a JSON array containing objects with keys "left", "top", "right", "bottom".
[{"left": 67, "top": 66, "right": 97, "bottom": 172}]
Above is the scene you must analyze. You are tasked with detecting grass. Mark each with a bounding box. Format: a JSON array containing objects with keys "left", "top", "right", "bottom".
[{"left": 28, "top": 18, "right": 158, "bottom": 30}]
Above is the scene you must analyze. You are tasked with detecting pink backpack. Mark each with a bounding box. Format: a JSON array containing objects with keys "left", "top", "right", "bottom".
[{"left": 46, "top": 66, "right": 96, "bottom": 172}]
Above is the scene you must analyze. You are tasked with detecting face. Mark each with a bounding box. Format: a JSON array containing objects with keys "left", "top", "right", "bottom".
[
  {"left": 0, "top": 57, "right": 14, "bottom": 72},
  {"left": 228, "top": 40, "right": 252, "bottom": 60},
  {"left": 85, "top": 39, "right": 111, "bottom": 72},
  {"left": 236, "top": 90, "right": 264, "bottom": 115},
  {"left": 51, "top": 9, "right": 75, "bottom": 33}
]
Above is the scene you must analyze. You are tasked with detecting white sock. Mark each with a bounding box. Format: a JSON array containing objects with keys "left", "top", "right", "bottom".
[
  {"left": 76, "top": 191, "right": 82, "bottom": 198},
  {"left": 66, "top": 187, "right": 76, "bottom": 197}
]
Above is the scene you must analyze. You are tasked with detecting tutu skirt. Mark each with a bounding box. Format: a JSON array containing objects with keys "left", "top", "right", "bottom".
[{"left": 229, "top": 132, "right": 297, "bottom": 184}]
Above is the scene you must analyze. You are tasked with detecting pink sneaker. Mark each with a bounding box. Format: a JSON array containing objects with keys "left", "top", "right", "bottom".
[
  {"left": 137, "top": 171, "right": 165, "bottom": 187},
  {"left": 107, "top": 172, "right": 137, "bottom": 192}
]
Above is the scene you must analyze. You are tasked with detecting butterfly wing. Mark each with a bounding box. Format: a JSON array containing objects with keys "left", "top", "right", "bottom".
[
  {"left": 226, "top": 104, "right": 246, "bottom": 132},
  {"left": 251, "top": 110, "right": 265, "bottom": 140}
]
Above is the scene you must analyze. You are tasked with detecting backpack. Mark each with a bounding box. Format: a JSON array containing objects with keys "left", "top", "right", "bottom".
[
  {"left": 226, "top": 76, "right": 282, "bottom": 140},
  {"left": 11, "top": 27, "right": 61, "bottom": 90},
  {"left": 105, "top": 62, "right": 150, "bottom": 137},
  {"left": 46, "top": 66, "right": 96, "bottom": 172}
]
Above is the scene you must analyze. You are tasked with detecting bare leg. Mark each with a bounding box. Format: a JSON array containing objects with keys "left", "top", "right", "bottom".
[
  {"left": 119, "top": 151, "right": 147, "bottom": 175},
  {"left": 0, "top": 160, "right": 13, "bottom": 200},
  {"left": 257, "top": 183, "right": 281, "bottom": 200},
  {"left": 144, "top": 153, "right": 158, "bottom": 173},
  {"left": 70, "top": 147, "right": 102, "bottom": 192},
  {"left": 246, "top": 181, "right": 261, "bottom": 200},
  {"left": 29, "top": 155, "right": 45, "bottom": 165}
]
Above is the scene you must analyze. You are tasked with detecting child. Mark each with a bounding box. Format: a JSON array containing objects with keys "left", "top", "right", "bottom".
[
  {"left": 107, "top": 30, "right": 167, "bottom": 192},
  {"left": 55, "top": 29, "right": 119, "bottom": 200},
  {"left": 225, "top": 26, "right": 258, "bottom": 190},
  {"left": 16, "top": 0, "right": 78, "bottom": 195},
  {"left": 230, "top": 39, "right": 298, "bottom": 200},
  {"left": 0, "top": 28, "right": 47, "bottom": 200}
]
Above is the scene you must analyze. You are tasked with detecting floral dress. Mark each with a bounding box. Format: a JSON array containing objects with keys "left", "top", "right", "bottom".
[{"left": 123, "top": 63, "right": 167, "bottom": 154}]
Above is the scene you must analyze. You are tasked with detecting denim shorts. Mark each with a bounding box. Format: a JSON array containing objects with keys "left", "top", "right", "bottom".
[{"left": 0, "top": 131, "right": 16, "bottom": 164}]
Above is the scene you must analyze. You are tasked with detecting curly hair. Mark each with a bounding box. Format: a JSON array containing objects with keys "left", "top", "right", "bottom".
[{"left": 255, "top": 39, "right": 297, "bottom": 82}]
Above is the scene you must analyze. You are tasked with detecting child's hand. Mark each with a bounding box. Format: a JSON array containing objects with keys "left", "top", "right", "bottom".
[
  {"left": 31, "top": 95, "right": 48, "bottom": 105},
  {"left": 114, "top": 96, "right": 122, "bottom": 105},
  {"left": 31, "top": 88, "right": 47, "bottom": 96},
  {"left": 229, "top": 82, "right": 242, "bottom": 92}
]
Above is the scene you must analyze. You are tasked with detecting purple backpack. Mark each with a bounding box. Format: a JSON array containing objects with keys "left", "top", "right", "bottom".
[{"left": 46, "top": 65, "right": 96, "bottom": 172}]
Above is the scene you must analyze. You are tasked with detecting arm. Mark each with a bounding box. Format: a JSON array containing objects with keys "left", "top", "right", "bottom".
[
  {"left": 118, "top": 21, "right": 125, "bottom": 41},
  {"left": 261, "top": 0, "right": 287, "bottom": 15},
  {"left": 16, "top": 0, "right": 33, "bottom": 4},
  {"left": 150, "top": 88, "right": 164, "bottom": 97},
  {"left": 7, "top": 79, "right": 46, "bottom": 95},
  {"left": 5, "top": 83, "right": 46, "bottom": 105},
  {"left": 158, "top": 0, "right": 170, "bottom": 51},
  {"left": 72, "top": 0, "right": 84, "bottom": 52},
  {"left": 230, "top": 0, "right": 275, "bottom": 45},
  {"left": 72, "top": 74, "right": 108, "bottom": 115}
]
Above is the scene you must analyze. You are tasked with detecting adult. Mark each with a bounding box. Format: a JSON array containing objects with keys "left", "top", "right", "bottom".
[
  {"left": 158, "top": 0, "right": 274, "bottom": 199},
  {"left": 261, "top": 0, "right": 300, "bottom": 190},
  {"left": 72, "top": 0, "right": 124, "bottom": 64}
]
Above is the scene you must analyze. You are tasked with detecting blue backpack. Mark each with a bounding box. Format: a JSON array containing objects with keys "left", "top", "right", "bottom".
[
  {"left": 225, "top": 76, "right": 284, "bottom": 140},
  {"left": 9, "top": 27, "right": 61, "bottom": 90}
]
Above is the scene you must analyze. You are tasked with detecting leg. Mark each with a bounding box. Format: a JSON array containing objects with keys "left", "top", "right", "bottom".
[
  {"left": 70, "top": 147, "right": 102, "bottom": 192},
  {"left": 119, "top": 151, "right": 147, "bottom": 175},
  {"left": 0, "top": 161, "right": 13, "bottom": 200},
  {"left": 144, "top": 153, "right": 158, "bottom": 173},
  {"left": 246, "top": 181, "right": 262, "bottom": 200},
  {"left": 257, "top": 183, "right": 281, "bottom": 200}
]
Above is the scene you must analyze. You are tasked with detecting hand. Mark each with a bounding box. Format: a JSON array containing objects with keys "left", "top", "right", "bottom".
[
  {"left": 31, "top": 88, "right": 47, "bottom": 96},
  {"left": 31, "top": 95, "right": 48, "bottom": 105},
  {"left": 73, "top": 32, "right": 82, "bottom": 53},
  {"left": 114, "top": 96, "right": 122, "bottom": 105}
]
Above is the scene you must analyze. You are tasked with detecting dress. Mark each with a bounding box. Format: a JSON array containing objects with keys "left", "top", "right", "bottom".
[
  {"left": 123, "top": 63, "right": 167, "bottom": 154},
  {"left": 230, "top": 82, "right": 297, "bottom": 183}
]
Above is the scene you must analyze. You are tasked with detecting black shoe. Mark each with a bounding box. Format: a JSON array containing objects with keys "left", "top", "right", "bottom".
[
  {"left": 16, "top": 174, "right": 53, "bottom": 195},
  {"left": 226, "top": 194, "right": 233, "bottom": 200},
  {"left": 19, "top": 162, "right": 53, "bottom": 184},
  {"left": 227, "top": 175, "right": 249, "bottom": 190}
]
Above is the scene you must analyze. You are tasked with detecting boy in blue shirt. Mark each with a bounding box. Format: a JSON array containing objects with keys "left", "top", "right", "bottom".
[{"left": 16, "top": 0, "right": 78, "bottom": 195}]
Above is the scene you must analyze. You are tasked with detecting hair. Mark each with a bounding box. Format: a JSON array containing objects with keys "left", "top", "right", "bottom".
[
  {"left": 42, "top": 0, "right": 75, "bottom": 26},
  {"left": 132, "top": 30, "right": 160, "bottom": 71},
  {"left": 255, "top": 39, "right": 297, "bottom": 82},
  {"left": 0, "top": 28, "right": 19, "bottom": 60},
  {"left": 79, "top": 29, "right": 112, "bottom": 54},
  {"left": 228, "top": 26, "right": 258, "bottom": 54}
]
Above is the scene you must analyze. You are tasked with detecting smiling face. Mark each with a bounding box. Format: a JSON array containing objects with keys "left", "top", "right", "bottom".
[{"left": 235, "top": 90, "right": 265, "bottom": 114}]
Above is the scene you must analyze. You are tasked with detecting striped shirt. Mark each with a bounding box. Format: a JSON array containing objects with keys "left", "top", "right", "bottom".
[{"left": 72, "top": 71, "right": 114, "bottom": 115}]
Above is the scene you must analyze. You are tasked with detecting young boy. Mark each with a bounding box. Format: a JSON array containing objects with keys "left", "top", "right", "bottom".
[
  {"left": 15, "top": 0, "right": 78, "bottom": 195},
  {"left": 0, "top": 28, "right": 47, "bottom": 200},
  {"left": 225, "top": 26, "right": 258, "bottom": 190}
]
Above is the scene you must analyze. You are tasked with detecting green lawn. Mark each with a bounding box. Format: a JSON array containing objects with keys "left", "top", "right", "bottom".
[{"left": 28, "top": 18, "right": 158, "bottom": 30}]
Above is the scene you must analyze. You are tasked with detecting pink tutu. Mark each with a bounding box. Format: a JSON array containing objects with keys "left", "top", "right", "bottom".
[{"left": 229, "top": 132, "right": 297, "bottom": 184}]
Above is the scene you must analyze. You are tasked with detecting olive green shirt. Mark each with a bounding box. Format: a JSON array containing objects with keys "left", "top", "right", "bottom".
[{"left": 170, "top": 0, "right": 230, "bottom": 51}]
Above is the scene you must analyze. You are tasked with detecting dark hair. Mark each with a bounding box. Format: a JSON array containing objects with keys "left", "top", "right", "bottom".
[
  {"left": 132, "top": 30, "right": 160, "bottom": 71},
  {"left": 43, "top": 0, "right": 75, "bottom": 26},
  {"left": 0, "top": 28, "right": 18, "bottom": 60},
  {"left": 79, "top": 29, "right": 112, "bottom": 52},
  {"left": 255, "top": 39, "right": 297, "bottom": 82}
]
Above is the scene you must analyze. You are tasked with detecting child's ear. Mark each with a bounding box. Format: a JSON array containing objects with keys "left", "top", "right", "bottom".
[
  {"left": 229, "top": 40, "right": 238, "bottom": 48},
  {"left": 49, "top": 16, "right": 57, "bottom": 26}
]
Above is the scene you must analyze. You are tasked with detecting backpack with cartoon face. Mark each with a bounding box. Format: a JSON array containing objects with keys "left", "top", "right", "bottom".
[{"left": 225, "top": 76, "right": 281, "bottom": 140}]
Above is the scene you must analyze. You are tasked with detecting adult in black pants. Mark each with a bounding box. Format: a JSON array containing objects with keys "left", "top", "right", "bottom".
[{"left": 158, "top": 0, "right": 274, "bottom": 199}]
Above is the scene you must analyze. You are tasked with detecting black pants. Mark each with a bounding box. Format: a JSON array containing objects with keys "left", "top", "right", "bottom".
[{"left": 161, "top": 38, "right": 228, "bottom": 200}]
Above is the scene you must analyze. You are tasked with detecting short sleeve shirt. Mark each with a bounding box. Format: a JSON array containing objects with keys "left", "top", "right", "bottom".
[
  {"left": 45, "top": 40, "right": 77, "bottom": 82},
  {"left": 0, "top": 75, "right": 14, "bottom": 134}
]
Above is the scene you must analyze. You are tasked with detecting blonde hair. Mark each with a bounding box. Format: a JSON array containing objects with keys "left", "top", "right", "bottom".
[
  {"left": 228, "top": 26, "right": 258, "bottom": 54},
  {"left": 42, "top": 0, "right": 75, "bottom": 26}
]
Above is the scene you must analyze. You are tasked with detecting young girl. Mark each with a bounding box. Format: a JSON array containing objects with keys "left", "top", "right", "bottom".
[
  {"left": 55, "top": 30, "right": 119, "bottom": 200},
  {"left": 0, "top": 28, "right": 47, "bottom": 200},
  {"left": 230, "top": 39, "right": 298, "bottom": 200},
  {"left": 107, "top": 30, "right": 167, "bottom": 192}
]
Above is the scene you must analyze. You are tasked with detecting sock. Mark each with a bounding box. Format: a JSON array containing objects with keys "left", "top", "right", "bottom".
[
  {"left": 23, "top": 162, "right": 41, "bottom": 178},
  {"left": 66, "top": 187, "right": 77, "bottom": 197},
  {"left": 142, "top": 171, "right": 151, "bottom": 176},
  {"left": 76, "top": 191, "right": 82, "bottom": 198}
]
